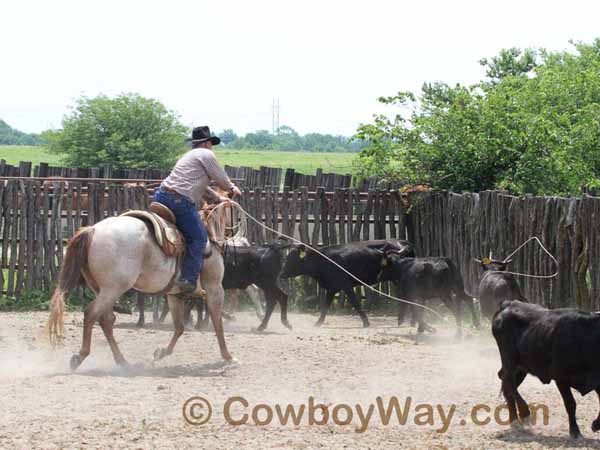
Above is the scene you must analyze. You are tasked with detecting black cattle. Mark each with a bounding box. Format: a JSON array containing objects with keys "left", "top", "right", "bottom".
[
  {"left": 492, "top": 300, "right": 600, "bottom": 438},
  {"left": 135, "top": 242, "right": 287, "bottom": 331},
  {"left": 221, "top": 241, "right": 290, "bottom": 331},
  {"left": 280, "top": 240, "right": 415, "bottom": 327},
  {"left": 378, "top": 253, "right": 480, "bottom": 334},
  {"left": 478, "top": 258, "right": 527, "bottom": 320}
]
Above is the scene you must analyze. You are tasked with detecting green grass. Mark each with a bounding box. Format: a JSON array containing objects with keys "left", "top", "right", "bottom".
[
  {"left": 0, "top": 145, "right": 357, "bottom": 175},
  {"left": 0, "top": 145, "right": 63, "bottom": 166},
  {"left": 217, "top": 149, "right": 356, "bottom": 175}
]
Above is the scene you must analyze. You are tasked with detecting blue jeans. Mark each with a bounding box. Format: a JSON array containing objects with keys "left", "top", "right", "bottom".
[{"left": 154, "top": 188, "right": 208, "bottom": 283}]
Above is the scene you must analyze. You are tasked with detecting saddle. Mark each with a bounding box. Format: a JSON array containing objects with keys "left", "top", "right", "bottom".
[
  {"left": 121, "top": 202, "right": 185, "bottom": 257},
  {"left": 121, "top": 202, "right": 215, "bottom": 259}
]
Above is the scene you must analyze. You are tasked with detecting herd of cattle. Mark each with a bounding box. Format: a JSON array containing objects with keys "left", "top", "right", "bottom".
[{"left": 132, "top": 236, "right": 600, "bottom": 439}]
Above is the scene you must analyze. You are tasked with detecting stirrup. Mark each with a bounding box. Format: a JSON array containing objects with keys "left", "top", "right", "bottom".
[{"left": 175, "top": 279, "right": 206, "bottom": 299}]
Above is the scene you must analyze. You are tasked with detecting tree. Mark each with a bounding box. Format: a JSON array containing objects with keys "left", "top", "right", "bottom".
[
  {"left": 354, "top": 39, "right": 600, "bottom": 196},
  {"left": 219, "top": 129, "right": 238, "bottom": 145},
  {"left": 0, "top": 119, "right": 45, "bottom": 145},
  {"left": 226, "top": 126, "right": 365, "bottom": 152},
  {"left": 44, "top": 93, "right": 187, "bottom": 168}
]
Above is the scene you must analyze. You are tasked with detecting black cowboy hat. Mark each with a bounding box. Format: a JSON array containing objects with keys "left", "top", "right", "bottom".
[{"left": 185, "top": 126, "right": 221, "bottom": 146}]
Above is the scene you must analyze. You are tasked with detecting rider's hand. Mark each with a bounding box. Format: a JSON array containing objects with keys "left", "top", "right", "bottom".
[{"left": 230, "top": 185, "right": 242, "bottom": 197}]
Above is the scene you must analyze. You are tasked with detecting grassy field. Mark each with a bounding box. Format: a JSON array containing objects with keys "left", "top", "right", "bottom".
[
  {"left": 0, "top": 145, "right": 64, "bottom": 166},
  {"left": 0, "top": 145, "right": 357, "bottom": 175}
]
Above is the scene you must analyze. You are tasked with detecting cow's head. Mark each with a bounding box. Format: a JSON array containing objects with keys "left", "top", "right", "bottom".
[
  {"left": 280, "top": 244, "right": 312, "bottom": 278},
  {"left": 479, "top": 254, "right": 510, "bottom": 272},
  {"left": 377, "top": 248, "right": 408, "bottom": 281}
]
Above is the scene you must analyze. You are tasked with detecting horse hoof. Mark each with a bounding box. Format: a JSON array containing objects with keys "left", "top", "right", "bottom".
[
  {"left": 253, "top": 326, "right": 266, "bottom": 333},
  {"left": 117, "top": 359, "right": 131, "bottom": 370},
  {"left": 70, "top": 354, "right": 81, "bottom": 372},
  {"left": 283, "top": 322, "right": 293, "bottom": 331},
  {"left": 153, "top": 348, "right": 166, "bottom": 361},
  {"left": 510, "top": 420, "right": 523, "bottom": 432},
  {"left": 314, "top": 321, "right": 324, "bottom": 328},
  {"left": 362, "top": 321, "right": 370, "bottom": 328}
]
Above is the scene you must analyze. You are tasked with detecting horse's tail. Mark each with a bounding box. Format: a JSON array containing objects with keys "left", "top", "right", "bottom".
[{"left": 46, "top": 226, "right": 95, "bottom": 347}]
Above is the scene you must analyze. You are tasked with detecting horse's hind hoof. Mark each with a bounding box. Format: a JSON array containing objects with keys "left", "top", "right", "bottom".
[
  {"left": 70, "top": 354, "right": 81, "bottom": 372},
  {"left": 283, "top": 322, "right": 293, "bottom": 331}
]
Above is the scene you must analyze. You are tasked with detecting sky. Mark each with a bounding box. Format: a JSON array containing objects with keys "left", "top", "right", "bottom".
[{"left": 1, "top": 0, "right": 599, "bottom": 137}]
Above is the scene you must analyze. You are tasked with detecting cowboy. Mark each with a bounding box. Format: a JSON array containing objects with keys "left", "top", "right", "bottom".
[{"left": 154, "top": 126, "right": 241, "bottom": 294}]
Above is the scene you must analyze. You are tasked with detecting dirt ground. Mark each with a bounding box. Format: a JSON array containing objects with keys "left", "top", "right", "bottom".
[{"left": 2, "top": 310, "right": 600, "bottom": 450}]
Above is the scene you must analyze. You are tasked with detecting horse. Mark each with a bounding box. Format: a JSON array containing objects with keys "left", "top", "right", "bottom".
[{"left": 46, "top": 199, "right": 235, "bottom": 371}]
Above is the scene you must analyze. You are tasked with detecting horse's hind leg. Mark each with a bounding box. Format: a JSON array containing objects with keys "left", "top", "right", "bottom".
[
  {"left": 154, "top": 295, "right": 184, "bottom": 361},
  {"left": 71, "top": 291, "right": 116, "bottom": 371},
  {"left": 99, "top": 311, "right": 128, "bottom": 367}
]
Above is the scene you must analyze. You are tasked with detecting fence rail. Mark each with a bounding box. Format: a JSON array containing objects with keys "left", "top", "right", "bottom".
[
  {"left": 0, "top": 159, "right": 395, "bottom": 191},
  {"left": 0, "top": 179, "right": 598, "bottom": 311}
]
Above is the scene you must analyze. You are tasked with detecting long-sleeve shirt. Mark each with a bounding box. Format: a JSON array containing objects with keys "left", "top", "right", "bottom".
[{"left": 161, "top": 148, "right": 234, "bottom": 205}]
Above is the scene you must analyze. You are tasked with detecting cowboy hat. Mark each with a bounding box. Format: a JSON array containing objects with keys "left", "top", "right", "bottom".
[{"left": 185, "top": 126, "right": 221, "bottom": 145}]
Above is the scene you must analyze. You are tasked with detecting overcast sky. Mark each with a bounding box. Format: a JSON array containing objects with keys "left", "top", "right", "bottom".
[{"left": 1, "top": 0, "right": 599, "bottom": 136}]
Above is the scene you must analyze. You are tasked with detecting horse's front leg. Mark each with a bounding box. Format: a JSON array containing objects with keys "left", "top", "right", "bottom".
[
  {"left": 205, "top": 283, "right": 233, "bottom": 361},
  {"left": 154, "top": 294, "right": 185, "bottom": 361}
]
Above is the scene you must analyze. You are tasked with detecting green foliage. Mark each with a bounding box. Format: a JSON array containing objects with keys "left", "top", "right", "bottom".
[
  {"left": 44, "top": 93, "right": 187, "bottom": 169},
  {"left": 0, "top": 120, "right": 45, "bottom": 145},
  {"left": 355, "top": 39, "right": 600, "bottom": 196},
  {"left": 226, "top": 126, "right": 364, "bottom": 153},
  {"left": 219, "top": 128, "right": 238, "bottom": 145},
  {"left": 0, "top": 289, "right": 90, "bottom": 312}
]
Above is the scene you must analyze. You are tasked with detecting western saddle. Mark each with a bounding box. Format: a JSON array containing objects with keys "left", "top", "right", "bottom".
[{"left": 121, "top": 202, "right": 185, "bottom": 257}]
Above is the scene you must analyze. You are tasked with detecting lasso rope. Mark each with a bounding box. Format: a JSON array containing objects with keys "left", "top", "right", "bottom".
[
  {"left": 210, "top": 200, "right": 447, "bottom": 321},
  {"left": 473, "top": 237, "right": 559, "bottom": 279},
  {"left": 206, "top": 200, "right": 558, "bottom": 321}
]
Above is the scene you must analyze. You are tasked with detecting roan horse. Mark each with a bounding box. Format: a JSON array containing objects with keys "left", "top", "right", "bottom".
[{"left": 46, "top": 200, "right": 234, "bottom": 371}]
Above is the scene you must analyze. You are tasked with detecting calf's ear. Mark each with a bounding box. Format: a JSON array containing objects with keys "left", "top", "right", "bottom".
[{"left": 295, "top": 243, "right": 307, "bottom": 259}]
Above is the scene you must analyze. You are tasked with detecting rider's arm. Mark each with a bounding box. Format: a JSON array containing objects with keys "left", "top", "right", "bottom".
[
  {"left": 200, "top": 151, "right": 235, "bottom": 193},
  {"left": 203, "top": 186, "right": 225, "bottom": 204}
]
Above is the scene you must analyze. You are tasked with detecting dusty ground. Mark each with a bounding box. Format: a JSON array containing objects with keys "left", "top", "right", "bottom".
[{"left": 2, "top": 310, "right": 600, "bottom": 449}]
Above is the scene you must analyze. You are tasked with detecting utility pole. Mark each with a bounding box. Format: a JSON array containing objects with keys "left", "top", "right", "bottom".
[{"left": 271, "top": 98, "right": 280, "bottom": 134}]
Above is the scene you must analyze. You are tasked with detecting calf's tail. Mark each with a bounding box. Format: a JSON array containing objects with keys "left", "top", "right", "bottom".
[{"left": 46, "top": 227, "right": 95, "bottom": 347}]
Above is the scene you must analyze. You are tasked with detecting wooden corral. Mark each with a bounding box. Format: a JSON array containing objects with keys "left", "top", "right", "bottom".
[{"left": 0, "top": 178, "right": 598, "bottom": 311}]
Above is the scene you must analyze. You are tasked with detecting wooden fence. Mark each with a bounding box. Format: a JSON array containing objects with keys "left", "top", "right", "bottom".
[
  {"left": 0, "top": 159, "right": 394, "bottom": 191},
  {"left": 1, "top": 180, "right": 598, "bottom": 311}
]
